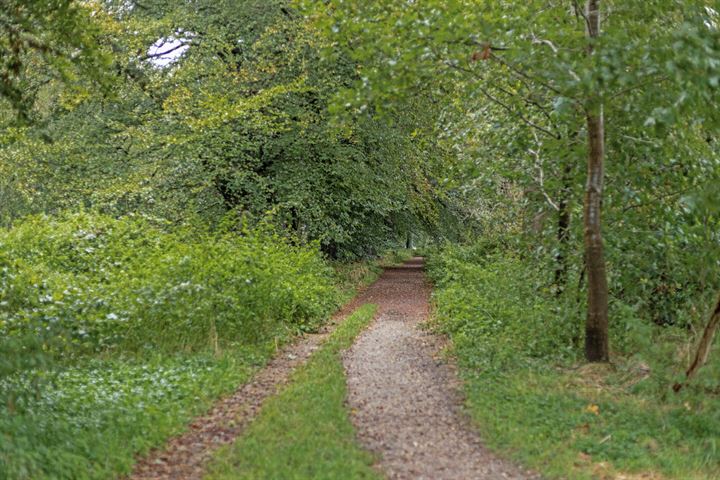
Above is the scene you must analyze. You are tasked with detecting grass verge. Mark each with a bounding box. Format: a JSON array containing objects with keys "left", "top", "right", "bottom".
[
  {"left": 205, "top": 303, "right": 381, "bottom": 480},
  {"left": 427, "top": 247, "right": 720, "bottom": 480},
  {"left": 459, "top": 366, "right": 720, "bottom": 480}
]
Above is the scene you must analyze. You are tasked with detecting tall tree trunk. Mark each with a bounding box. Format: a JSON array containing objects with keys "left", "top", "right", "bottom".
[
  {"left": 673, "top": 294, "right": 720, "bottom": 392},
  {"left": 406, "top": 231, "right": 412, "bottom": 249},
  {"left": 583, "top": 0, "right": 610, "bottom": 362}
]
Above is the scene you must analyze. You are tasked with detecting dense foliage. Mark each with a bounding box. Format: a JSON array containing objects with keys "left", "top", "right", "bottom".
[
  {"left": 0, "top": 211, "right": 336, "bottom": 357},
  {"left": 427, "top": 243, "right": 580, "bottom": 369},
  {"left": 306, "top": 0, "right": 720, "bottom": 361},
  {"left": 2, "top": 0, "right": 720, "bottom": 478},
  {"left": 0, "top": 0, "right": 449, "bottom": 258}
]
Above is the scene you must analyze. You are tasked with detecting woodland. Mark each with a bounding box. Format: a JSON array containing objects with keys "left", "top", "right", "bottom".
[{"left": 1, "top": 1, "right": 719, "bottom": 479}]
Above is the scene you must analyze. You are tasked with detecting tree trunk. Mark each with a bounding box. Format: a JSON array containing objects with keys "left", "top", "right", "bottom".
[
  {"left": 406, "top": 231, "right": 412, "bottom": 249},
  {"left": 554, "top": 164, "right": 572, "bottom": 294},
  {"left": 673, "top": 294, "right": 720, "bottom": 392},
  {"left": 583, "top": 0, "right": 610, "bottom": 362}
]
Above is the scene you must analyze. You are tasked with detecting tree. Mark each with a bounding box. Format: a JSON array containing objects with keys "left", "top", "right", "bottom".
[
  {"left": 0, "top": 0, "right": 111, "bottom": 123},
  {"left": 1, "top": 0, "right": 451, "bottom": 258},
  {"left": 304, "top": 0, "right": 720, "bottom": 361},
  {"left": 582, "top": 0, "right": 609, "bottom": 361}
]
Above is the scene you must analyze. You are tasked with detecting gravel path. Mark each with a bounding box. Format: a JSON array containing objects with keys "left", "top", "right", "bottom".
[{"left": 344, "top": 257, "right": 540, "bottom": 480}]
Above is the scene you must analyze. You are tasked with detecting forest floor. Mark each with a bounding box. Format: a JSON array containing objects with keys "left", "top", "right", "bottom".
[{"left": 130, "top": 257, "right": 536, "bottom": 479}]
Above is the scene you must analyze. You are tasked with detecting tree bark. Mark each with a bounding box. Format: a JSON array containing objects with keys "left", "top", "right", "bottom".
[
  {"left": 554, "top": 163, "right": 572, "bottom": 294},
  {"left": 673, "top": 294, "right": 720, "bottom": 392},
  {"left": 583, "top": 0, "right": 610, "bottom": 362}
]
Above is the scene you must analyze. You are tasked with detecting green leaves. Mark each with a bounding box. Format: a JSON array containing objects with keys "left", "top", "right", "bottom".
[
  {"left": 0, "top": 0, "right": 450, "bottom": 258},
  {"left": 0, "top": 0, "right": 115, "bottom": 124},
  {"left": 0, "top": 211, "right": 339, "bottom": 358}
]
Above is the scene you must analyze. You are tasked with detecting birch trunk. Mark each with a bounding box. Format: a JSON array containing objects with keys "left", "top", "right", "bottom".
[{"left": 583, "top": 0, "right": 610, "bottom": 362}]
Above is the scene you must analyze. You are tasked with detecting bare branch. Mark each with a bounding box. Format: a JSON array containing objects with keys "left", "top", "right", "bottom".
[
  {"left": 609, "top": 74, "right": 669, "bottom": 101},
  {"left": 143, "top": 41, "right": 191, "bottom": 60},
  {"left": 572, "top": 0, "right": 592, "bottom": 30},
  {"left": 446, "top": 62, "right": 561, "bottom": 139},
  {"left": 530, "top": 132, "right": 560, "bottom": 211},
  {"left": 622, "top": 188, "right": 689, "bottom": 213},
  {"left": 530, "top": 34, "right": 559, "bottom": 53},
  {"left": 490, "top": 52, "right": 566, "bottom": 97}
]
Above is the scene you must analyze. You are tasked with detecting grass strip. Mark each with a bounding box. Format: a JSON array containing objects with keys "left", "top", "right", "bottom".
[
  {"left": 458, "top": 367, "right": 720, "bottom": 480},
  {"left": 206, "top": 303, "right": 381, "bottom": 480}
]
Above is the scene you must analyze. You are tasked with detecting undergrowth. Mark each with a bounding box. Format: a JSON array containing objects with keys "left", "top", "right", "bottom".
[
  {"left": 427, "top": 243, "right": 720, "bottom": 479},
  {"left": 0, "top": 352, "right": 260, "bottom": 479},
  {"left": 0, "top": 211, "right": 386, "bottom": 479}
]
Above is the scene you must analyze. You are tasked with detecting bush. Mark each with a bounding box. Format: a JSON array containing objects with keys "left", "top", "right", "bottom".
[
  {"left": 427, "top": 245, "right": 581, "bottom": 372},
  {"left": 0, "top": 211, "right": 349, "bottom": 479},
  {"left": 0, "top": 211, "right": 337, "bottom": 362}
]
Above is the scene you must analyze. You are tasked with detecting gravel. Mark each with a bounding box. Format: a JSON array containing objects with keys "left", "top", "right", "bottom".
[{"left": 344, "top": 257, "right": 540, "bottom": 480}]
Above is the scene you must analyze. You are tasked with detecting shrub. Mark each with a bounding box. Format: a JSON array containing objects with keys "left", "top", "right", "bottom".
[
  {"left": 427, "top": 245, "right": 581, "bottom": 371},
  {"left": 0, "top": 211, "right": 338, "bottom": 362},
  {"left": 0, "top": 211, "right": 344, "bottom": 479}
]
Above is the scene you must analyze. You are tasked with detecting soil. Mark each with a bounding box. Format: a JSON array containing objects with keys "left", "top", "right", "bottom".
[{"left": 344, "top": 257, "right": 540, "bottom": 480}]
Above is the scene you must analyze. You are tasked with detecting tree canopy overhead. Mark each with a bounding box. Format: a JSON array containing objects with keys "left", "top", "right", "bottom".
[
  {"left": 1, "top": 0, "right": 456, "bottom": 258},
  {"left": 303, "top": 0, "right": 720, "bottom": 361}
]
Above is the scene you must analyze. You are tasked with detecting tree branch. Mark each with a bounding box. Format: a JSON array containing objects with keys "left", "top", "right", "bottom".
[
  {"left": 530, "top": 132, "right": 560, "bottom": 211},
  {"left": 447, "top": 62, "right": 561, "bottom": 139},
  {"left": 143, "top": 41, "right": 191, "bottom": 60},
  {"left": 490, "top": 52, "right": 566, "bottom": 97},
  {"left": 622, "top": 188, "right": 689, "bottom": 212}
]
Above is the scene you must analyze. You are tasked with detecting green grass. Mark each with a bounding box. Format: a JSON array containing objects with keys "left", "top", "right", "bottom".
[
  {"left": 0, "top": 347, "right": 276, "bottom": 479},
  {"left": 458, "top": 366, "right": 720, "bottom": 480},
  {"left": 206, "top": 303, "right": 382, "bottom": 480},
  {"left": 427, "top": 246, "right": 720, "bottom": 480}
]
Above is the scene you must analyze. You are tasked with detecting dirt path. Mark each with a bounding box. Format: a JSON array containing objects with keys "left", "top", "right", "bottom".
[
  {"left": 129, "top": 278, "right": 380, "bottom": 480},
  {"left": 130, "top": 258, "right": 536, "bottom": 480},
  {"left": 344, "top": 257, "right": 539, "bottom": 480}
]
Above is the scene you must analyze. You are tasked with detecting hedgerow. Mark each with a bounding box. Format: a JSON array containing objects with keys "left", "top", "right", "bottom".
[{"left": 0, "top": 211, "right": 337, "bottom": 359}]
